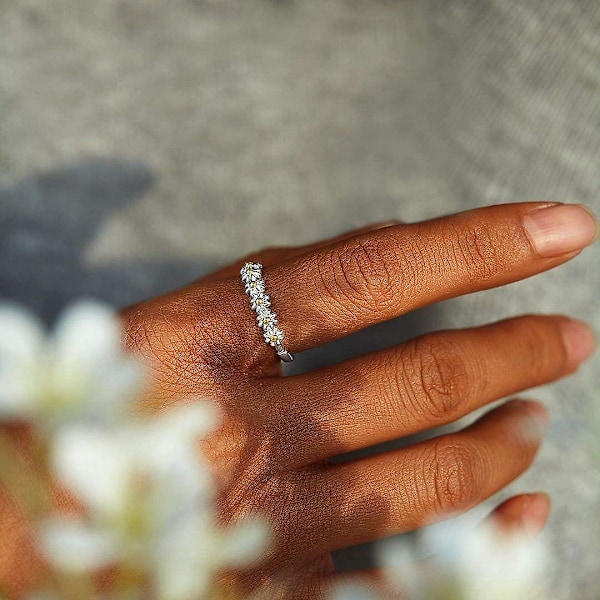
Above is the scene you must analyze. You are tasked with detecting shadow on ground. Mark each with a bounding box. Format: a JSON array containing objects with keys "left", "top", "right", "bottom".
[{"left": 0, "top": 159, "right": 221, "bottom": 321}]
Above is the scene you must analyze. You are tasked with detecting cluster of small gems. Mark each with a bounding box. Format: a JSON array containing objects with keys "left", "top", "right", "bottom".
[{"left": 240, "top": 262, "right": 294, "bottom": 362}]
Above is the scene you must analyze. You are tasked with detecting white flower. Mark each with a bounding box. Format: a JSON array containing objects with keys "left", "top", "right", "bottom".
[
  {"left": 240, "top": 263, "right": 263, "bottom": 284},
  {"left": 441, "top": 523, "right": 548, "bottom": 600},
  {"left": 328, "top": 583, "right": 381, "bottom": 600},
  {"left": 0, "top": 301, "right": 141, "bottom": 426},
  {"left": 155, "top": 511, "right": 270, "bottom": 600},
  {"left": 47, "top": 403, "right": 219, "bottom": 549},
  {"left": 263, "top": 326, "right": 284, "bottom": 347},
  {"left": 377, "top": 518, "right": 549, "bottom": 600},
  {"left": 251, "top": 294, "right": 271, "bottom": 312},
  {"left": 245, "top": 279, "right": 266, "bottom": 298},
  {"left": 256, "top": 310, "right": 278, "bottom": 329},
  {"left": 41, "top": 402, "right": 270, "bottom": 599},
  {"left": 39, "top": 519, "right": 118, "bottom": 573}
]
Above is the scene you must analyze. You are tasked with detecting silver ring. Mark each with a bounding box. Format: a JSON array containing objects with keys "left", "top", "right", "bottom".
[{"left": 240, "top": 262, "right": 294, "bottom": 362}]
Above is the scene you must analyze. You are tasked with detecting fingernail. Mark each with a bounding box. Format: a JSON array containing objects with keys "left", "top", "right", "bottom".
[
  {"left": 559, "top": 319, "right": 597, "bottom": 367},
  {"left": 517, "top": 399, "right": 550, "bottom": 435},
  {"left": 521, "top": 493, "right": 551, "bottom": 536},
  {"left": 523, "top": 204, "right": 599, "bottom": 257}
]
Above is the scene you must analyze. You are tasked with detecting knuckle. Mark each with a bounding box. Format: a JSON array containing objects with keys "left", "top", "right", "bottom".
[
  {"left": 425, "top": 439, "right": 480, "bottom": 515},
  {"left": 327, "top": 237, "right": 399, "bottom": 310},
  {"left": 507, "top": 315, "right": 567, "bottom": 379},
  {"left": 122, "top": 288, "right": 240, "bottom": 379},
  {"left": 454, "top": 221, "right": 504, "bottom": 281},
  {"left": 516, "top": 321, "right": 552, "bottom": 377},
  {"left": 121, "top": 303, "right": 177, "bottom": 362},
  {"left": 401, "top": 335, "right": 470, "bottom": 420}
]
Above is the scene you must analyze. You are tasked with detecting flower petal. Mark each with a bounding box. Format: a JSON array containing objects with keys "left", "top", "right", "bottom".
[
  {"left": 220, "top": 516, "right": 271, "bottom": 568},
  {"left": 86, "top": 356, "right": 143, "bottom": 422},
  {"left": 0, "top": 304, "right": 44, "bottom": 417},
  {"left": 50, "top": 301, "right": 143, "bottom": 421},
  {"left": 52, "top": 301, "right": 121, "bottom": 371},
  {"left": 457, "top": 524, "right": 548, "bottom": 600},
  {"left": 329, "top": 583, "right": 380, "bottom": 600},
  {"left": 417, "top": 518, "right": 548, "bottom": 600},
  {"left": 154, "top": 515, "right": 214, "bottom": 600},
  {"left": 51, "top": 426, "right": 129, "bottom": 516},
  {"left": 152, "top": 402, "right": 221, "bottom": 445},
  {"left": 0, "top": 304, "right": 45, "bottom": 363},
  {"left": 38, "top": 519, "right": 118, "bottom": 572}
]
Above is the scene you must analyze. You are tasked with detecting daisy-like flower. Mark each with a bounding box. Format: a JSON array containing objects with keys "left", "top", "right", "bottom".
[
  {"left": 377, "top": 517, "right": 549, "bottom": 600},
  {"left": 245, "top": 279, "right": 266, "bottom": 298},
  {"left": 41, "top": 402, "right": 270, "bottom": 599},
  {"left": 250, "top": 294, "right": 271, "bottom": 312},
  {"left": 257, "top": 310, "right": 278, "bottom": 330},
  {"left": 240, "top": 262, "right": 263, "bottom": 284},
  {"left": 43, "top": 403, "right": 219, "bottom": 562},
  {"left": 443, "top": 523, "right": 548, "bottom": 600},
  {"left": 329, "top": 583, "right": 381, "bottom": 600},
  {"left": 0, "top": 302, "right": 141, "bottom": 427},
  {"left": 0, "top": 300, "right": 271, "bottom": 600},
  {"left": 263, "top": 326, "right": 284, "bottom": 347}
]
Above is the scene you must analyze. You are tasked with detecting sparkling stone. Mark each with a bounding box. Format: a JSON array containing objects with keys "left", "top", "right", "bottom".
[
  {"left": 263, "top": 325, "right": 284, "bottom": 347},
  {"left": 241, "top": 270, "right": 262, "bottom": 285},
  {"left": 245, "top": 280, "right": 266, "bottom": 297},
  {"left": 257, "top": 310, "right": 277, "bottom": 328},
  {"left": 251, "top": 294, "right": 271, "bottom": 312}
]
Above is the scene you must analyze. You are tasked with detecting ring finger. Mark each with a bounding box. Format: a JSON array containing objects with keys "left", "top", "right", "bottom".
[
  {"left": 200, "top": 221, "right": 401, "bottom": 283},
  {"left": 226, "top": 202, "right": 597, "bottom": 355}
]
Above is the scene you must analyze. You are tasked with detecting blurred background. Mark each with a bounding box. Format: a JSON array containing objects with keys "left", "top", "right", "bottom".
[{"left": 1, "top": 1, "right": 599, "bottom": 596}]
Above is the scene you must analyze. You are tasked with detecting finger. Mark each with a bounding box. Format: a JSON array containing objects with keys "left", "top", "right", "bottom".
[
  {"left": 316, "top": 399, "right": 548, "bottom": 554},
  {"left": 248, "top": 202, "right": 598, "bottom": 352},
  {"left": 200, "top": 221, "right": 402, "bottom": 283},
  {"left": 488, "top": 492, "right": 551, "bottom": 537},
  {"left": 272, "top": 314, "right": 593, "bottom": 466},
  {"left": 119, "top": 222, "right": 400, "bottom": 333}
]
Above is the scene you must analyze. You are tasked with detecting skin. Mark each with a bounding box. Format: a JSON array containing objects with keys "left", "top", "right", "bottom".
[
  {"left": 118, "top": 202, "right": 594, "bottom": 598},
  {"left": 0, "top": 202, "right": 595, "bottom": 598}
]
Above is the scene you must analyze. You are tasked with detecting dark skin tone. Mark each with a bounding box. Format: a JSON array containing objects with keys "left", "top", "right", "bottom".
[{"left": 0, "top": 202, "right": 597, "bottom": 599}]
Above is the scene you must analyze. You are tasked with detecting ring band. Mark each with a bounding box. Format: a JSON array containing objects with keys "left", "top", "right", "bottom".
[{"left": 240, "top": 262, "right": 294, "bottom": 362}]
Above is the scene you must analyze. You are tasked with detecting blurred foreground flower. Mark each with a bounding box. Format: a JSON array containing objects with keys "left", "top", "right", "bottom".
[
  {"left": 378, "top": 518, "right": 548, "bottom": 600},
  {"left": 0, "top": 301, "right": 270, "bottom": 600},
  {"left": 329, "top": 583, "right": 380, "bottom": 600},
  {"left": 41, "top": 403, "right": 270, "bottom": 599},
  {"left": 329, "top": 516, "right": 550, "bottom": 600},
  {"left": 0, "top": 302, "right": 141, "bottom": 426}
]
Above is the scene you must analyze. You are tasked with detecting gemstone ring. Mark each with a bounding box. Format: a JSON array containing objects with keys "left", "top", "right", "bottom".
[{"left": 240, "top": 262, "right": 294, "bottom": 362}]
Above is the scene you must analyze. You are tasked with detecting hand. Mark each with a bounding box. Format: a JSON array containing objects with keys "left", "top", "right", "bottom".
[{"left": 120, "top": 202, "right": 597, "bottom": 599}]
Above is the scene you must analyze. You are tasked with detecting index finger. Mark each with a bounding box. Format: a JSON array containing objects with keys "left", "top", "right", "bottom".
[{"left": 249, "top": 202, "right": 598, "bottom": 352}]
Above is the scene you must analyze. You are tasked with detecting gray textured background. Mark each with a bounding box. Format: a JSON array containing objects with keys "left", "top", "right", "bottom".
[{"left": 1, "top": 1, "right": 599, "bottom": 597}]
